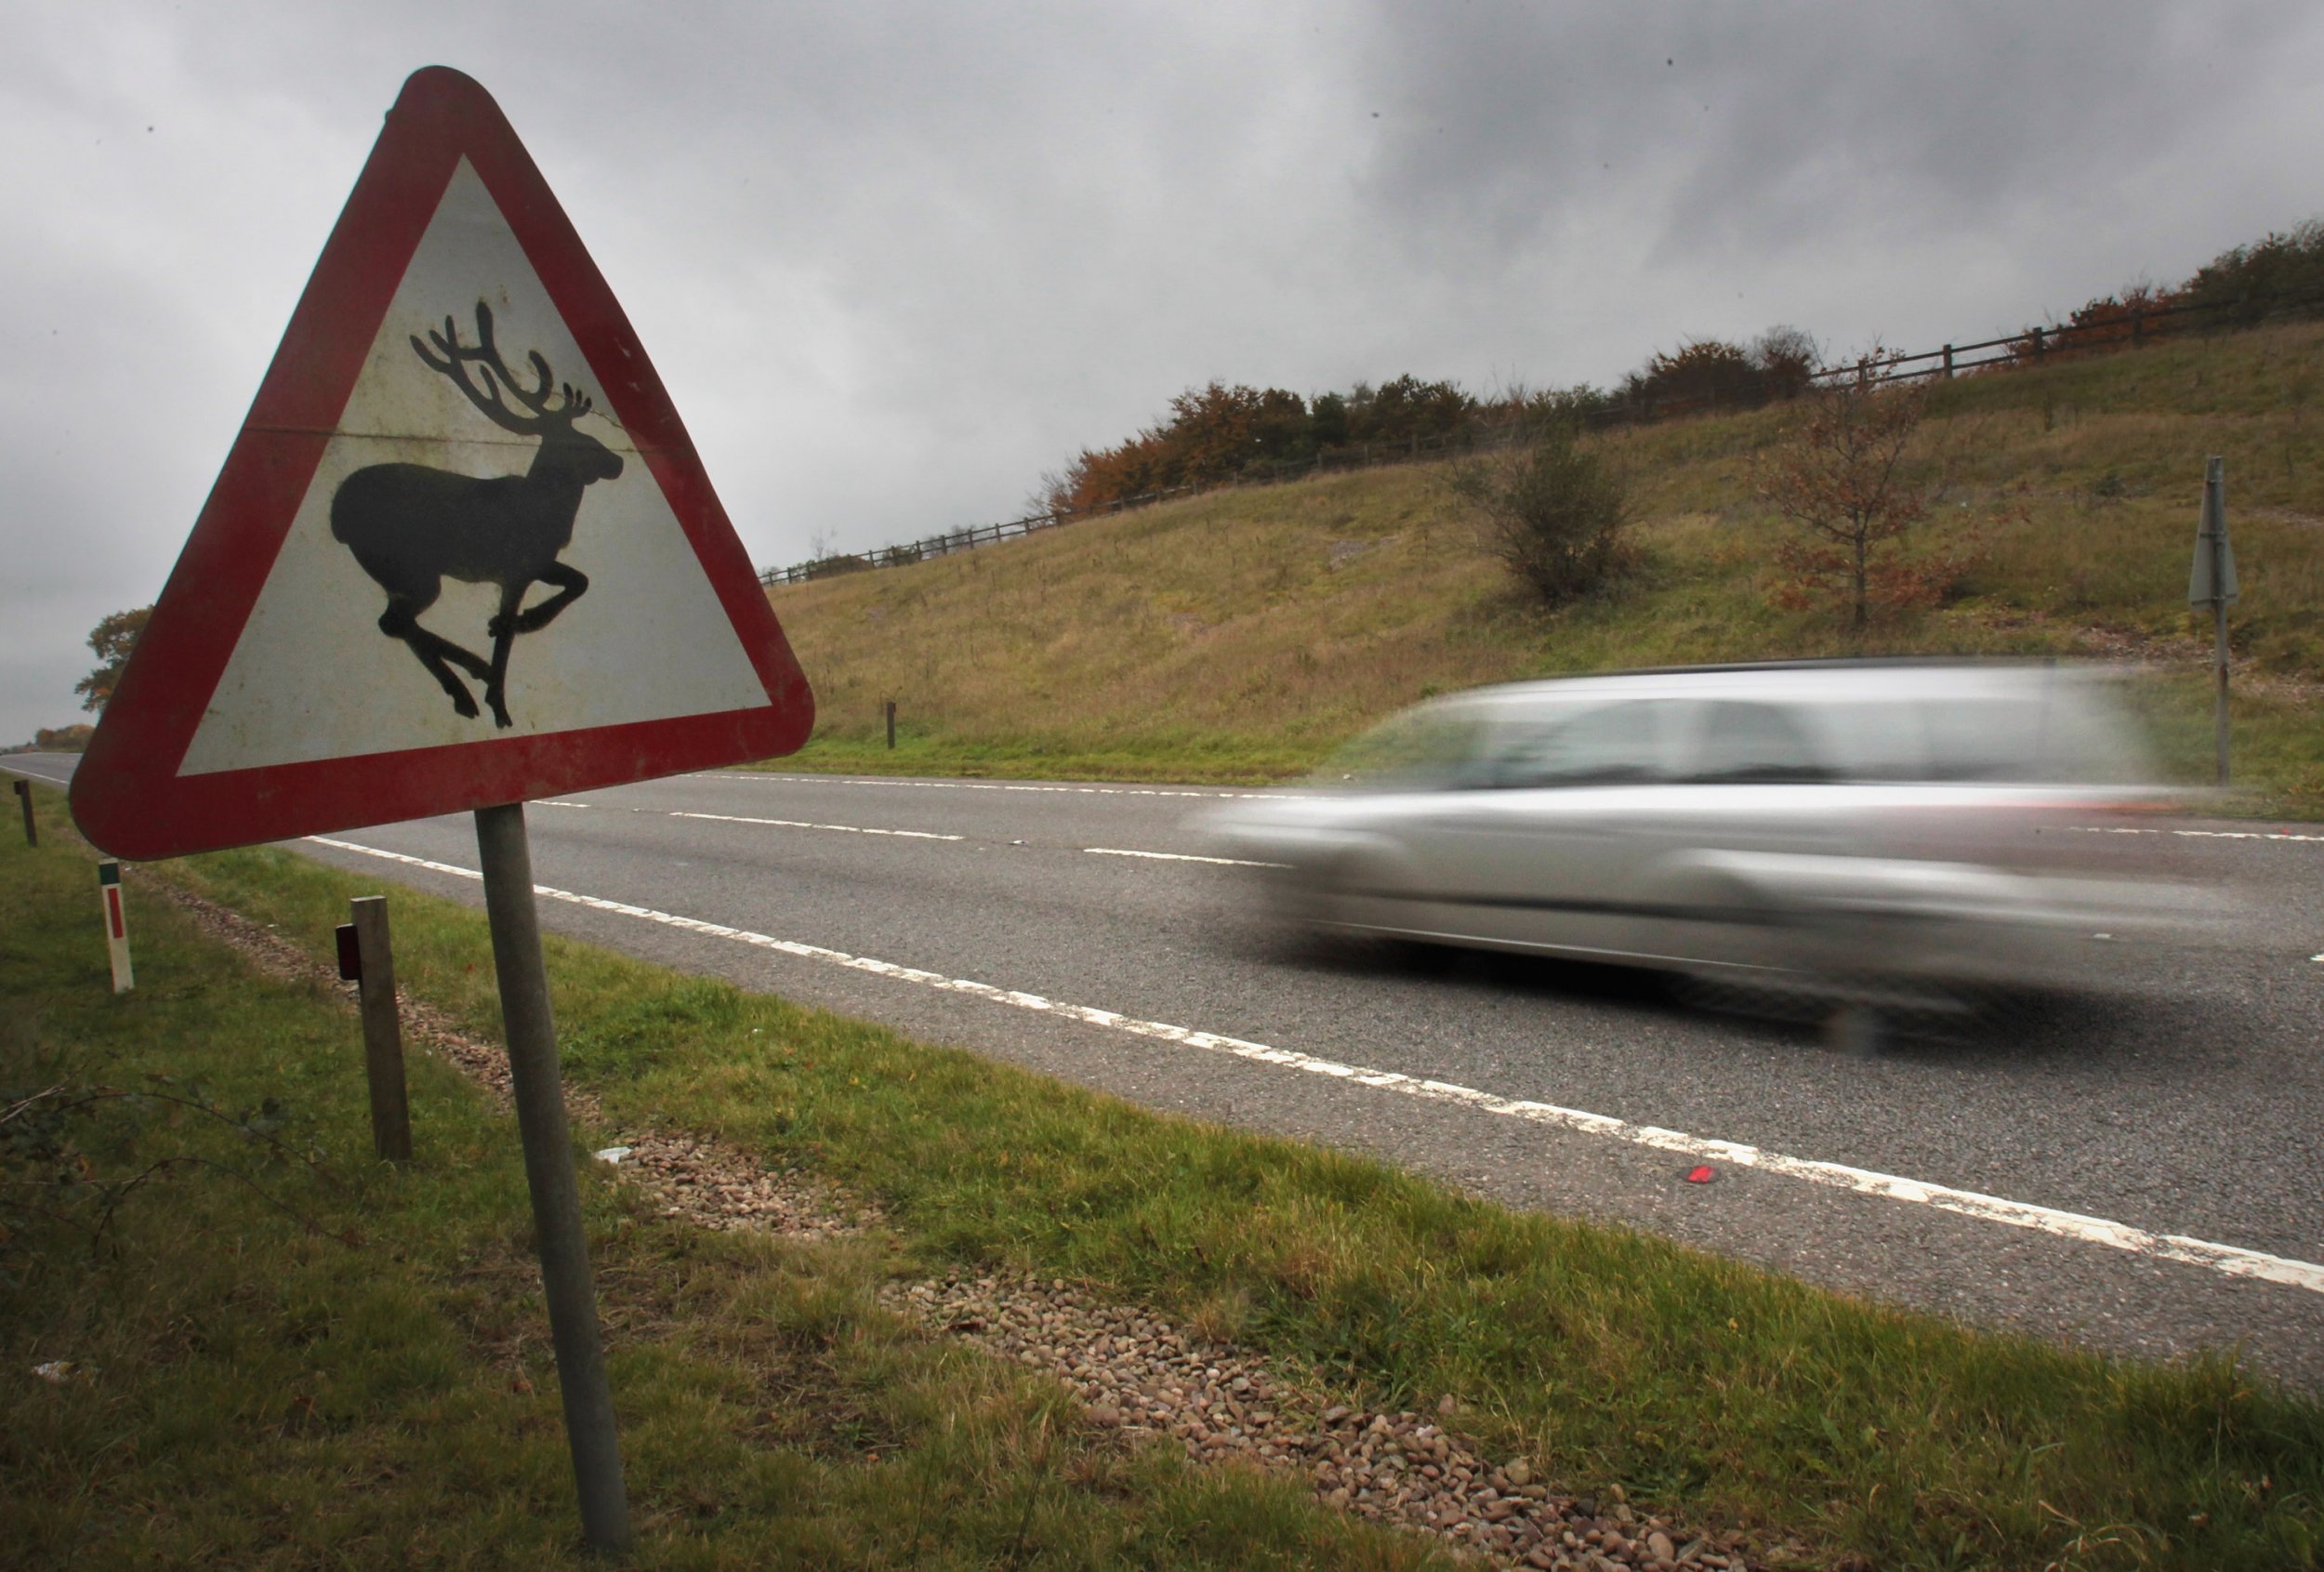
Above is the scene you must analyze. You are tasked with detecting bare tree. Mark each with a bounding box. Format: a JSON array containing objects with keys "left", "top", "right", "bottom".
[{"left": 1757, "top": 358, "right": 1936, "bottom": 630}]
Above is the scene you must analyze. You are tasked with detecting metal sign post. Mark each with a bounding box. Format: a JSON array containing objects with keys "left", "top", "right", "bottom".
[
  {"left": 474, "top": 803, "right": 631, "bottom": 1555},
  {"left": 2186, "top": 456, "right": 2238, "bottom": 787}
]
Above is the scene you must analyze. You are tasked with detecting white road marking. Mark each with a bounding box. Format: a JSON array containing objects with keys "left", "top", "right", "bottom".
[
  {"left": 711, "top": 773, "right": 1297, "bottom": 800},
  {"left": 2075, "top": 825, "right": 2324, "bottom": 844},
  {"left": 537, "top": 800, "right": 594, "bottom": 808},
  {"left": 2, "top": 762, "right": 77, "bottom": 786},
  {"left": 307, "top": 832, "right": 2324, "bottom": 1298},
  {"left": 669, "top": 811, "right": 962, "bottom": 841},
  {"left": 1086, "top": 846, "right": 1289, "bottom": 868}
]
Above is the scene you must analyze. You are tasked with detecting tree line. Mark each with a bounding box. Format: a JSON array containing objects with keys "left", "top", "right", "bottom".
[{"left": 1044, "top": 218, "right": 2324, "bottom": 517}]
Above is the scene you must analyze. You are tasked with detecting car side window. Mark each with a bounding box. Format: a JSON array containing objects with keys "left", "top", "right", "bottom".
[
  {"left": 1689, "top": 701, "right": 1832, "bottom": 784},
  {"left": 1490, "top": 701, "right": 1669, "bottom": 787}
]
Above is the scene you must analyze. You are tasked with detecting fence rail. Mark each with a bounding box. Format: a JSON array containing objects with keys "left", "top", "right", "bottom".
[{"left": 761, "top": 287, "right": 2323, "bottom": 588}]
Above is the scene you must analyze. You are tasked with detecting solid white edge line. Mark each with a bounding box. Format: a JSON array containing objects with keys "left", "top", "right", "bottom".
[
  {"left": 1085, "top": 846, "right": 1289, "bottom": 868},
  {"left": 302, "top": 833, "right": 2324, "bottom": 1298},
  {"left": 2074, "top": 825, "right": 2324, "bottom": 844}
]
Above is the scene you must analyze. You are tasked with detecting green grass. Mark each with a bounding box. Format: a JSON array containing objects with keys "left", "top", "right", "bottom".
[
  {"left": 0, "top": 785, "right": 1449, "bottom": 1570},
  {"left": 36, "top": 778, "right": 2308, "bottom": 1571},
  {"left": 766, "top": 321, "right": 2324, "bottom": 812}
]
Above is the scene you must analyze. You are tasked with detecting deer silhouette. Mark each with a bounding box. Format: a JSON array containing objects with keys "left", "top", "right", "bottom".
[{"left": 330, "top": 300, "right": 623, "bottom": 729}]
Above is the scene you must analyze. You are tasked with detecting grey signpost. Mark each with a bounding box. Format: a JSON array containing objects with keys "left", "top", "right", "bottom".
[
  {"left": 2186, "top": 456, "right": 2238, "bottom": 787},
  {"left": 475, "top": 803, "right": 631, "bottom": 1552}
]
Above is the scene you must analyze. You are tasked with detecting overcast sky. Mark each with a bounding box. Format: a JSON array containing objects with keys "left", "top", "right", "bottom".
[{"left": 7, "top": 1, "right": 2322, "bottom": 746}]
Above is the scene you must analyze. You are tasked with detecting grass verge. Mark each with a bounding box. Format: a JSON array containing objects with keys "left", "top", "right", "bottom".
[
  {"left": 1, "top": 786, "right": 1445, "bottom": 1569},
  {"left": 766, "top": 321, "right": 2324, "bottom": 812},
  {"left": 11, "top": 776, "right": 2324, "bottom": 1568}
]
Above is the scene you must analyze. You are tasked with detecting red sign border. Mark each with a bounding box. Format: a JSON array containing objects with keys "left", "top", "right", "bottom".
[{"left": 72, "top": 67, "right": 813, "bottom": 862}]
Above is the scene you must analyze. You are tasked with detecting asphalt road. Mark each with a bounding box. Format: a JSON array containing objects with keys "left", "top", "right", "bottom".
[{"left": 14, "top": 750, "right": 2324, "bottom": 1388}]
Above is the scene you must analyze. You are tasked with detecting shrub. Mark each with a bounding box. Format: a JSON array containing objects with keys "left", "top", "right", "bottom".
[{"left": 1450, "top": 423, "right": 1628, "bottom": 605}]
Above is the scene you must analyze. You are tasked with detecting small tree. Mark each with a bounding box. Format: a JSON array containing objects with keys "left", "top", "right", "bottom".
[
  {"left": 1451, "top": 421, "right": 1627, "bottom": 605},
  {"left": 74, "top": 605, "right": 152, "bottom": 713},
  {"left": 1757, "top": 362, "right": 1945, "bottom": 630}
]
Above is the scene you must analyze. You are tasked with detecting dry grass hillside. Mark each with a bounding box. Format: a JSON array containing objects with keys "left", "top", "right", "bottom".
[{"left": 766, "top": 321, "right": 2324, "bottom": 812}]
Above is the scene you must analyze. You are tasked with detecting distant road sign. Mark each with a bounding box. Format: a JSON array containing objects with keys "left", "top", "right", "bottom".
[
  {"left": 72, "top": 67, "right": 812, "bottom": 862},
  {"left": 2188, "top": 456, "right": 2238, "bottom": 607}
]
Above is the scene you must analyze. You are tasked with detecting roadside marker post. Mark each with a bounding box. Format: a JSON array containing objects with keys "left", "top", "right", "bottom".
[
  {"left": 13, "top": 778, "right": 33, "bottom": 846},
  {"left": 97, "top": 860, "right": 132, "bottom": 993},
  {"left": 337, "top": 896, "right": 412, "bottom": 1164},
  {"left": 63, "top": 67, "right": 815, "bottom": 1558},
  {"left": 2187, "top": 456, "right": 2238, "bottom": 787}
]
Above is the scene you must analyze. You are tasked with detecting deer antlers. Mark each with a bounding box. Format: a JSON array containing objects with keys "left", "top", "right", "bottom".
[{"left": 410, "top": 301, "right": 594, "bottom": 432}]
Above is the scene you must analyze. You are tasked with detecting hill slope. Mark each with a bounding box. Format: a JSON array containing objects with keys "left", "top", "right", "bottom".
[{"left": 766, "top": 321, "right": 2324, "bottom": 812}]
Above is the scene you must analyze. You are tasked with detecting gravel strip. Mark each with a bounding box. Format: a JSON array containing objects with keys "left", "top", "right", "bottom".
[
  {"left": 144, "top": 875, "right": 1794, "bottom": 1570},
  {"left": 144, "top": 878, "right": 876, "bottom": 1240}
]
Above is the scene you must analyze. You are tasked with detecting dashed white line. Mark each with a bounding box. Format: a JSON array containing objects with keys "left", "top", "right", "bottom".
[
  {"left": 670, "top": 811, "right": 963, "bottom": 841},
  {"left": 305, "top": 832, "right": 2324, "bottom": 1298},
  {"left": 711, "top": 773, "right": 1296, "bottom": 800},
  {"left": 1086, "top": 846, "right": 1287, "bottom": 868}
]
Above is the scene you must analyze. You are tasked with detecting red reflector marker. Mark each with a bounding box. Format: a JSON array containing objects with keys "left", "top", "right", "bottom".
[{"left": 1684, "top": 1165, "right": 1716, "bottom": 1184}]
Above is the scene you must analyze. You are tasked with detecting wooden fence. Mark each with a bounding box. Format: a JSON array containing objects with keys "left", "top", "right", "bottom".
[{"left": 761, "top": 288, "right": 2321, "bottom": 588}]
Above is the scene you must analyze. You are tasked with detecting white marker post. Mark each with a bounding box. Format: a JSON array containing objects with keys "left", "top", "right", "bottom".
[
  {"left": 97, "top": 859, "right": 133, "bottom": 993},
  {"left": 2186, "top": 456, "right": 2238, "bottom": 787}
]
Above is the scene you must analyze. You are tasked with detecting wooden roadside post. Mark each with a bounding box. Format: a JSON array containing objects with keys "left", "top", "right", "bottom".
[
  {"left": 336, "top": 896, "right": 412, "bottom": 1163},
  {"left": 13, "top": 778, "right": 33, "bottom": 846},
  {"left": 2187, "top": 456, "right": 2238, "bottom": 786},
  {"left": 886, "top": 699, "right": 897, "bottom": 749}
]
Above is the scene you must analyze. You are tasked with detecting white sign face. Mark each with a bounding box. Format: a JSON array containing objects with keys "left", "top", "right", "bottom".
[{"left": 178, "top": 160, "right": 768, "bottom": 777}]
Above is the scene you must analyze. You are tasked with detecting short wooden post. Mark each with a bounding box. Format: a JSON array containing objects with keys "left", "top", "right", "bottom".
[
  {"left": 1941, "top": 344, "right": 1954, "bottom": 379},
  {"left": 2031, "top": 325, "right": 2046, "bottom": 362},
  {"left": 13, "top": 778, "right": 34, "bottom": 847},
  {"left": 337, "top": 896, "right": 411, "bottom": 1163},
  {"left": 884, "top": 700, "right": 897, "bottom": 750},
  {"left": 97, "top": 860, "right": 132, "bottom": 993}
]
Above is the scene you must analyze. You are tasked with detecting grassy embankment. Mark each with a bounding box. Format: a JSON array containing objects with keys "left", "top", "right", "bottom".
[
  {"left": 771, "top": 321, "right": 2324, "bottom": 813},
  {"left": 8, "top": 777, "right": 2321, "bottom": 1569}
]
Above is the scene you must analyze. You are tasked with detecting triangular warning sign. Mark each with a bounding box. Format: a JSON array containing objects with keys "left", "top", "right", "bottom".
[{"left": 72, "top": 68, "right": 813, "bottom": 862}]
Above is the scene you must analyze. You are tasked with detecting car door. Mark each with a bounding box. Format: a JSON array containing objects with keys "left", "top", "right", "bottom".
[{"left": 1391, "top": 698, "right": 1678, "bottom": 954}]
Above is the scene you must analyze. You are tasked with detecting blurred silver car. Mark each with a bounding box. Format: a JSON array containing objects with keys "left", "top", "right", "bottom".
[{"left": 1200, "top": 662, "right": 2184, "bottom": 1011}]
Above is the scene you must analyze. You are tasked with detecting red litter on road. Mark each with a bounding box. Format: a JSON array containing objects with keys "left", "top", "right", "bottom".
[{"left": 1684, "top": 1165, "right": 1717, "bottom": 1184}]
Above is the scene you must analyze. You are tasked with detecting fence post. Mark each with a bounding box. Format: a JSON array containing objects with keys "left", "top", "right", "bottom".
[
  {"left": 13, "top": 778, "right": 33, "bottom": 847},
  {"left": 2031, "top": 325, "right": 2046, "bottom": 362},
  {"left": 885, "top": 700, "right": 896, "bottom": 750},
  {"left": 1942, "top": 344, "right": 1955, "bottom": 379},
  {"left": 2131, "top": 307, "right": 2144, "bottom": 349}
]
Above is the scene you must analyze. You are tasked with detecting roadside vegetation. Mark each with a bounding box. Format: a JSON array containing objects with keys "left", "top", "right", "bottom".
[
  {"left": 2, "top": 787, "right": 1435, "bottom": 1570},
  {"left": 10, "top": 781, "right": 2319, "bottom": 1568},
  {"left": 770, "top": 318, "right": 2324, "bottom": 814}
]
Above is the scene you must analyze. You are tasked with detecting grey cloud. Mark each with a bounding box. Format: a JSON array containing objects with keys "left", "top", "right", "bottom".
[{"left": 4, "top": 2, "right": 2322, "bottom": 744}]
